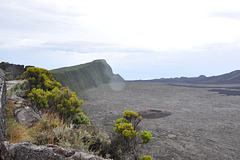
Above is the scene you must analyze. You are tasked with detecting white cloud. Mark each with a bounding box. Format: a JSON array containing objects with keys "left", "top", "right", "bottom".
[{"left": 0, "top": 0, "right": 240, "bottom": 79}]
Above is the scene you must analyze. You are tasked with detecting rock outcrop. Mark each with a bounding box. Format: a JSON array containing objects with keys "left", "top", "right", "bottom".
[
  {"left": 0, "top": 69, "right": 6, "bottom": 143},
  {"left": 14, "top": 107, "right": 41, "bottom": 128},
  {"left": 0, "top": 141, "right": 112, "bottom": 160},
  {"left": 6, "top": 93, "right": 41, "bottom": 128}
]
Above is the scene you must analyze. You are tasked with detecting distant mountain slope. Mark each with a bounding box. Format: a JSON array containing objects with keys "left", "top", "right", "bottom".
[
  {"left": 138, "top": 70, "right": 240, "bottom": 84},
  {"left": 51, "top": 60, "right": 124, "bottom": 96}
]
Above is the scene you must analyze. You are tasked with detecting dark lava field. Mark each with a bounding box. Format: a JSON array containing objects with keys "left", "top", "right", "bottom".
[{"left": 81, "top": 82, "right": 240, "bottom": 160}]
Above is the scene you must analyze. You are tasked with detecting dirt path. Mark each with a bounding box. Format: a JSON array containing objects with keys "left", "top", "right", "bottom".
[{"left": 81, "top": 82, "right": 240, "bottom": 160}]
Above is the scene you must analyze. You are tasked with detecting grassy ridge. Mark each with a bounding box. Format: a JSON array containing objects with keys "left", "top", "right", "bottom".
[
  {"left": 51, "top": 60, "right": 124, "bottom": 96},
  {"left": 138, "top": 70, "right": 240, "bottom": 84}
]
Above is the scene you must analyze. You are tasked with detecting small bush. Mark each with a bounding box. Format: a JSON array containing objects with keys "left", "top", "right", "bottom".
[
  {"left": 28, "top": 87, "right": 82, "bottom": 118},
  {"left": 73, "top": 112, "right": 91, "bottom": 125},
  {"left": 21, "top": 67, "right": 61, "bottom": 91},
  {"left": 88, "top": 131, "right": 111, "bottom": 157},
  {"left": 32, "top": 111, "right": 64, "bottom": 145},
  {"left": 20, "top": 67, "right": 86, "bottom": 120},
  {"left": 141, "top": 131, "right": 152, "bottom": 143},
  {"left": 115, "top": 122, "right": 139, "bottom": 140},
  {"left": 53, "top": 124, "right": 110, "bottom": 153},
  {"left": 28, "top": 88, "right": 50, "bottom": 110},
  {"left": 141, "top": 155, "right": 152, "bottom": 160},
  {"left": 108, "top": 110, "right": 152, "bottom": 160}
]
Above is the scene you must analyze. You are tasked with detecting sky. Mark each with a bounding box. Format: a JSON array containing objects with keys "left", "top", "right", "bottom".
[{"left": 1, "top": 0, "right": 240, "bottom": 80}]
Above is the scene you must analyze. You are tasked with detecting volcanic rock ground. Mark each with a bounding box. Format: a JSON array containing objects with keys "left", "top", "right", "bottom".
[{"left": 81, "top": 82, "right": 240, "bottom": 160}]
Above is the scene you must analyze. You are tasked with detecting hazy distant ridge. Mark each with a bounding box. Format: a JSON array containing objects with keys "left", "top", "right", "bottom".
[
  {"left": 137, "top": 70, "right": 240, "bottom": 84},
  {"left": 51, "top": 60, "right": 124, "bottom": 96}
]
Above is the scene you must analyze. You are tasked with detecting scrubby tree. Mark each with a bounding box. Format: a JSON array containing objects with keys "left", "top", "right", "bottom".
[
  {"left": 28, "top": 88, "right": 51, "bottom": 110},
  {"left": 108, "top": 110, "right": 152, "bottom": 160},
  {"left": 53, "top": 87, "right": 82, "bottom": 117},
  {"left": 27, "top": 87, "right": 82, "bottom": 117}
]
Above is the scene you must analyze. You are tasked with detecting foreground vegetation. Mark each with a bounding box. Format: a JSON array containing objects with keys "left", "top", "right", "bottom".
[{"left": 6, "top": 67, "right": 152, "bottom": 159}]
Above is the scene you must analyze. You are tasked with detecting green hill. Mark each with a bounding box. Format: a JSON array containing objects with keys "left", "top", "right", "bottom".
[{"left": 51, "top": 60, "right": 125, "bottom": 96}]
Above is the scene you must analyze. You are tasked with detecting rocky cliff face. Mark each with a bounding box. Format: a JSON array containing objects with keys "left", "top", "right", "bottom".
[
  {"left": 0, "top": 69, "right": 6, "bottom": 143},
  {"left": 51, "top": 60, "right": 125, "bottom": 96}
]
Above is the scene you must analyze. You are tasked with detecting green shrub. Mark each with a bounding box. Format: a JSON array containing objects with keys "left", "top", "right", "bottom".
[
  {"left": 38, "top": 119, "right": 59, "bottom": 132},
  {"left": 141, "top": 131, "right": 152, "bottom": 143},
  {"left": 34, "top": 130, "right": 52, "bottom": 145},
  {"left": 108, "top": 110, "right": 151, "bottom": 160},
  {"left": 123, "top": 110, "right": 139, "bottom": 119},
  {"left": 21, "top": 67, "right": 84, "bottom": 119},
  {"left": 53, "top": 125, "right": 110, "bottom": 153},
  {"left": 28, "top": 87, "right": 82, "bottom": 118},
  {"left": 28, "top": 88, "right": 50, "bottom": 110},
  {"left": 88, "top": 131, "right": 111, "bottom": 157},
  {"left": 21, "top": 67, "right": 61, "bottom": 91},
  {"left": 115, "top": 121, "right": 139, "bottom": 140},
  {"left": 73, "top": 112, "right": 90, "bottom": 125},
  {"left": 141, "top": 155, "right": 152, "bottom": 160},
  {"left": 123, "top": 110, "right": 142, "bottom": 128},
  {"left": 55, "top": 87, "right": 82, "bottom": 117}
]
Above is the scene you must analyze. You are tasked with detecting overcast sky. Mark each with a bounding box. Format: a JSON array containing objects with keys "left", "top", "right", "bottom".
[{"left": 1, "top": 0, "right": 240, "bottom": 80}]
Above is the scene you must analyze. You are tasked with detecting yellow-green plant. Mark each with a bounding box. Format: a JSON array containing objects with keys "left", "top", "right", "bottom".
[
  {"left": 56, "top": 87, "right": 82, "bottom": 117},
  {"left": 28, "top": 88, "right": 51, "bottom": 110},
  {"left": 73, "top": 112, "right": 90, "bottom": 125},
  {"left": 109, "top": 110, "right": 152, "bottom": 160},
  {"left": 141, "top": 131, "right": 152, "bottom": 143},
  {"left": 21, "top": 67, "right": 61, "bottom": 91},
  {"left": 115, "top": 122, "right": 139, "bottom": 140},
  {"left": 123, "top": 110, "right": 142, "bottom": 129},
  {"left": 115, "top": 110, "right": 142, "bottom": 140},
  {"left": 21, "top": 67, "right": 86, "bottom": 122},
  {"left": 141, "top": 155, "right": 152, "bottom": 160},
  {"left": 28, "top": 87, "right": 83, "bottom": 119}
]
